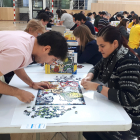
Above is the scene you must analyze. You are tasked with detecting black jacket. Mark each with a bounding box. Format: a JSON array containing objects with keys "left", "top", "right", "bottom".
[{"left": 94, "top": 15, "right": 101, "bottom": 28}]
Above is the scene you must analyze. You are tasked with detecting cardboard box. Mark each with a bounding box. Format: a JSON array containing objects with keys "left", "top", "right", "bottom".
[{"left": 45, "top": 52, "right": 77, "bottom": 74}]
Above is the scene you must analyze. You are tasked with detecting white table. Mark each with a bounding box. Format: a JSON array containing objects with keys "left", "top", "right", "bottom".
[
  {"left": 0, "top": 73, "right": 132, "bottom": 136},
  {"left": 24, "top": 63, "right": 93, "bottom": 74}
]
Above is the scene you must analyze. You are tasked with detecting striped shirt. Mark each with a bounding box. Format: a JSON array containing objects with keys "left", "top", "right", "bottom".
[
  {"left": 98, "top": 17, "right": 109, "bottom": 31},
  {"left": 89, "top": 46, "right": 140, "bottom": 139}
]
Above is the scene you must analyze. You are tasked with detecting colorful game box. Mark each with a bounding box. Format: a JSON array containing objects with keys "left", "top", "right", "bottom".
[
  {"left": 45, "top": 52, "right": 77, "bottom": 74},
  {"left": 35, "top": 81, "right": 85, "bottom": 105}
]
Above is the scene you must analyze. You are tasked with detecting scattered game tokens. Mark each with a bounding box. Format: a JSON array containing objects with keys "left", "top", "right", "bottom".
[
  {"left": 24, "top": 106, "right": 77, "bottom": 119},
  {"left": 54, "top": 75, "right": 81, "bottom": 82}
]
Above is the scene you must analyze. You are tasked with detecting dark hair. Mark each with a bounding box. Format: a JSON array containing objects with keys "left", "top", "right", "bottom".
[
  {"left": 123, "top": 11, "right": 128, "bottom": 15},
  {"left": 56, "top": 9, "right": 63, "bottom": 18},
  {"left": 37, "top": 31, "right": 68, "bottom": 61},
  {"left": 102, "top": 11, "right": 106, "bottom": 16},
  {"left": 45, "top": 11, "right": 54, "bottom": 18},
  {"left": 80, "top": 11, "right": 83, "bottom": 14},
  {"left": 99, "top": 11, "right": 102, "bottom": 15},
  {"left": 132, "top": 15, "right": 139, "bottom": 24},
  {"left": 87, "top": 12, "right": 92, "bottom": 17},
  {"left": 63, "top": 10, "right": 67, "bottom": 13},
  {"left": 75, "top": 13, "right": 86, "bottom": 21},
  {"left": 45, "top": 7, "right": 50, "bottom": 11},
  {"left": 38, "top": 13, "right": 50, "bottom": 22},
  {"left": 117, "top": 18, "right": 129, "bottom": 29},
  {"left": 73, "top": 14, "right": 77, "bottom": 18},
  {"left": 97, "top": 26, "right": 140, "bottom": 60},
  {"left": 117, "top": 14, "right": 123, "bottom": 19},
  {"left": 93, "top": 12, "right": 96, "bottom": 15},
  {"left": 131, "top": 11, "right": 135, "bottom": 14}
]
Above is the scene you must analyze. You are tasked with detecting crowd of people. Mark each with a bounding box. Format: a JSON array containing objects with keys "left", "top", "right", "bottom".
[{"left": 0, "top": 6, "right": 140, "bottom": 140}]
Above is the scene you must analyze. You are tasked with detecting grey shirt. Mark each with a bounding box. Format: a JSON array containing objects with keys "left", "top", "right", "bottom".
[{"left": 61, "top": 13, "right": 75, "bottom": 29}]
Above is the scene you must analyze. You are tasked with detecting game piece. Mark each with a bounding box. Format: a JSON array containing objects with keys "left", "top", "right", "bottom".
[
  {"left": 79, "top": 78, "right": 81, "bottom": 81},
  {"left": 32, "top": 106, "right": 35, "bottom": 111},
  {"left": 27, "top": 106, "right": 31, "bottom": 108},
  {"left": 75, "top": 111, "right": 78, "bottom": 114},
  {"left": 77, "top": 65, "right": 84, "bottom": 68}
]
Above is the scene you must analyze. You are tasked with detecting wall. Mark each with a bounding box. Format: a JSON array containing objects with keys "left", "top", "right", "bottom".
[
  {"left": 91, "top": 3, "right": 140, "bottom": 16},
  {"left": 0, "top": 7, "right": 14, "bottom": 20},
  {"left": 62, "top": 9, "right": 91, "bottom": 15},
  {"left": 0, "top": 7, "right": 20, "bottom": 21},
  {"left": 97, "top": 0, "right": 140, "bottom": 4}
]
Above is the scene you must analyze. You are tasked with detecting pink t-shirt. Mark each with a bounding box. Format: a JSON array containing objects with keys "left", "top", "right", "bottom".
[{"left": 0, "top": 31, "right": 35, "bottom": 75}]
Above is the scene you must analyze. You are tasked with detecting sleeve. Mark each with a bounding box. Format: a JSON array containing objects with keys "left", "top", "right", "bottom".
[
  {"left": 128, "top": 22, "right": 133, "bottom": 28},
  {"left": 0, "top": 48, "right": 24, "bottom": 75},
  {"left": 88, "top": 59, "right": 103, "bottom": 80},
  {"left": 108, "top": 59, "right": 140, "bottom": 106},
  {"left": 120, "top": 27, "right": 129, "bottom": 40},
  {"left": 77, "top": 43, "right": 98, "bottom": 64}
]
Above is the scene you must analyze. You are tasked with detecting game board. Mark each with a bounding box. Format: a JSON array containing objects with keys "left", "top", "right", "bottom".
[
  {"left": 35, "top": 81, "right": 85, "bottom": 105},
  {"left": 45, "top": 52, "right": 77, "bottom": 74}
]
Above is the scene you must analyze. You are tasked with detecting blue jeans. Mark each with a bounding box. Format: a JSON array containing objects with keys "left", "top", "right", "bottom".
[{"left": 133, "top": 48, "right": 140, "bottom": 56}]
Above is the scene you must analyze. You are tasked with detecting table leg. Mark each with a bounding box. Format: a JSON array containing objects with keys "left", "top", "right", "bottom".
[
  {"left": 78, "top": 132, "right": 83, "bottom": 140},
  {"left": 60, "top": 132, "right": 67, "bottom": 140},
  {"left": 36, "top": 133, "right": 40, "bottom": 140},
  {"left": 0, "top": 134, "right": 10, "bottom": 140}
]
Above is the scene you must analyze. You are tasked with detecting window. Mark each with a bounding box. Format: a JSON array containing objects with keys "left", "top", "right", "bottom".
[{"left": 0, "top": 0, "right": 13, "bottom": 7}]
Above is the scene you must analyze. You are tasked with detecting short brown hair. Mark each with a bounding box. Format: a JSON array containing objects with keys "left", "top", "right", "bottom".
[
  {"left": 73, "top": 25, "right": 95, "bottom": 51},
  {"left": 25, "top": 19, "right": 45, "bottom": 33}
]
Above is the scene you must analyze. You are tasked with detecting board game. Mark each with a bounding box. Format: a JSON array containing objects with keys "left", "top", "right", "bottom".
[
  {"left": 45, "top": 52, "right": 77, "bottom": 74},
  {"left": 35, "top": 81, "right": 85, "bottom": 105}
]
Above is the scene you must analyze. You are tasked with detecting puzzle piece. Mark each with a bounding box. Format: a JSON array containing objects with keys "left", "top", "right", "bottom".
[
  {"left": 77, "top": 65, "right": 84, "bottom": 68},
  {"left": 24, "top": 106, "right": 77, "bottom": 119}
]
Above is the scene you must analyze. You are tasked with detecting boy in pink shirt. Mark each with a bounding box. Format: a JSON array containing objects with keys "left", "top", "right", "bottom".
[{"left": 0, "top": 31, "right": 68, "bottom": 103}]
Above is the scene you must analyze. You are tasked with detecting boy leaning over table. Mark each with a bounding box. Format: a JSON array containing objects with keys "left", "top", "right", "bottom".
[{"left": 0, "top": 30, "right": 68, "bottom": 103}]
